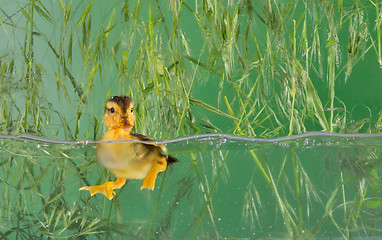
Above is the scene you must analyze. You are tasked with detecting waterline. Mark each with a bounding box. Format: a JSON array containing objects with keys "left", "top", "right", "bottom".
[{"left": 1, "top": 131, "right": 382, "bottom": 145}]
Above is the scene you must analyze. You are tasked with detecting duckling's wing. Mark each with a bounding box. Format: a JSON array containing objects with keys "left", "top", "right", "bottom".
[
  {"left": 130, "top": 133, "right": 178, "bottom": 164},
  {"left": 130, "top": 133, "right": 158, "bottom": 158},
  {"left": 131, "top": 133, "right": 154, "bottom": 142}
]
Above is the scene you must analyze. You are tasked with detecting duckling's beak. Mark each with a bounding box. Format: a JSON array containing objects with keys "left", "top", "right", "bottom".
[{"left": 119, "top": 116, "right": 134, "bottom": 131}]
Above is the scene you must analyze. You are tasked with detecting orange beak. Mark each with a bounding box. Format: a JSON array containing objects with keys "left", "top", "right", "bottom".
[{"left": 119, "top": 116, "right": 134, "bottom": 131}]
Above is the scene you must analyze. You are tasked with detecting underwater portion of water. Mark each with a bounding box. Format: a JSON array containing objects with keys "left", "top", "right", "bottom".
[{"left": 0, "top": 133, "right": 381, "bottom": 239}]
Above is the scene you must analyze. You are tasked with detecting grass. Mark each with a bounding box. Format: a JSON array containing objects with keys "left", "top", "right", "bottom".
[{"left": 0, "top": 0, "right": 382, "bottom": 238}]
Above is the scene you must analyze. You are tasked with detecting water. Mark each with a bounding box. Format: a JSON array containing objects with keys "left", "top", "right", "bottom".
[
  {"left": 1, "top": 133, "right": 382, "bottom": 239},
  {"left": 1, "top": 0, "right": 382, "bottom": 239}
]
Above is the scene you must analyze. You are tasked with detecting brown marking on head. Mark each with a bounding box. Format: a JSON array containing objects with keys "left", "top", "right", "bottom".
[{"left": 103, "top": 96, "right": 136, "bottom": 132}]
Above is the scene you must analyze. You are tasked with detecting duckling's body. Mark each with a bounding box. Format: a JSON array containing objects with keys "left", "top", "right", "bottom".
[
  {"left": 97, "top": 130, "right": 167, "bottom": 180},
  {"left": 80, "top": 96, "right": 177, "bottom": 200}
]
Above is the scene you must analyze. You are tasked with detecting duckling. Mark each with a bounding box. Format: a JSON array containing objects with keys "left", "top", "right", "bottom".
[{"left": 80, "top": 96, "right": 177, "bottom": 200}]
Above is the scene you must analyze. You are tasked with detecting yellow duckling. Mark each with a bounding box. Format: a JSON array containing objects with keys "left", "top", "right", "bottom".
[{"left": 80, "top": 96, "right": 177, "bottom": 200}]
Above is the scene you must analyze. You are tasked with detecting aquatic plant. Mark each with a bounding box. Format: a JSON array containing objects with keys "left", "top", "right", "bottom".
[{"left": 0, "top": 0, "right": 382, "bottom": 238}]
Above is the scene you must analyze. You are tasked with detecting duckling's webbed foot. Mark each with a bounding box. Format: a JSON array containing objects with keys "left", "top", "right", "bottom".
[
  {"left": 80, "top": 177, "right": 126, "bottom": 200},
  {"left": 141, "top": 160, "right": 167, "bottom": 190}
]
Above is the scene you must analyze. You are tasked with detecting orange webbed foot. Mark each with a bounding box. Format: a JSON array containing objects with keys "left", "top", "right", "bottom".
[
  {"left": 141, "top": 160, "right": 167, "bottom": 190},
  {"left": 80, "top": 177, "right": 126, "bottom": 200}
]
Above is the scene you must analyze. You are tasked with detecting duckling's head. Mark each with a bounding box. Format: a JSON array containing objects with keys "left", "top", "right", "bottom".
[{"left": 103, "top": 96, "right": 136, "bottom": 132}]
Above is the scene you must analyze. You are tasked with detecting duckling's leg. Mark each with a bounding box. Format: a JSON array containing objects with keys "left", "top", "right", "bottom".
[
  {"left": 79, "top": 177, "right": 126, "bottom": 200},
  {"left": 141, "top": 159, "right": 167, "bottom": 190}
]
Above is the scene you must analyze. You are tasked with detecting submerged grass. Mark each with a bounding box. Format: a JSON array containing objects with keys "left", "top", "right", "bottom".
[{"left": 0, "top": 0, "right": 382, "bottom": 238}]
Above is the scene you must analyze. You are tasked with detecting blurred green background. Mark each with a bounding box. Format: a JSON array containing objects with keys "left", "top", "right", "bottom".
[
  {"left": 1, "top": 0, "right": 382, "bottom": 140},
  {"left": 2, "top": 0, "right": 382, "bottom": 239}
]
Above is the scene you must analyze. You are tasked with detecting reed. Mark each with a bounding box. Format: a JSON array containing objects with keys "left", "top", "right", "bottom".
[{"left": 0, "top": 0, "right": 381, "bottom": 238}]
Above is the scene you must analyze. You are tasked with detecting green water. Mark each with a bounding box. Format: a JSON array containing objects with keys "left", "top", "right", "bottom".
[
  {"left": 1, "top": 133, "right": 382, "bottom": 239},
  {"left": 2, "top": 0, "right": 382, "bottom": 239}
]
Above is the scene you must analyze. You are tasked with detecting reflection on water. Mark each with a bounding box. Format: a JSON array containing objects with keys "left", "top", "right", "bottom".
[{"left": 0, "top": 133, "right": 382, "bottom": 239}]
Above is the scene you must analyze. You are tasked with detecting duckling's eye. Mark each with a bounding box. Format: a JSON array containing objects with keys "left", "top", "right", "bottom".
[
  {"left": 110, "top": 107, "right": 115, "bottom": 113},
  {"left": 130, "top": 108, "right": 133, "bottom": 113}
]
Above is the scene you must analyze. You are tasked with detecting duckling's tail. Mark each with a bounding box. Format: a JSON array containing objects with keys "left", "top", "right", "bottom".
[{"left": 167, "top": 155, "right": 178, "bottom": 165}]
